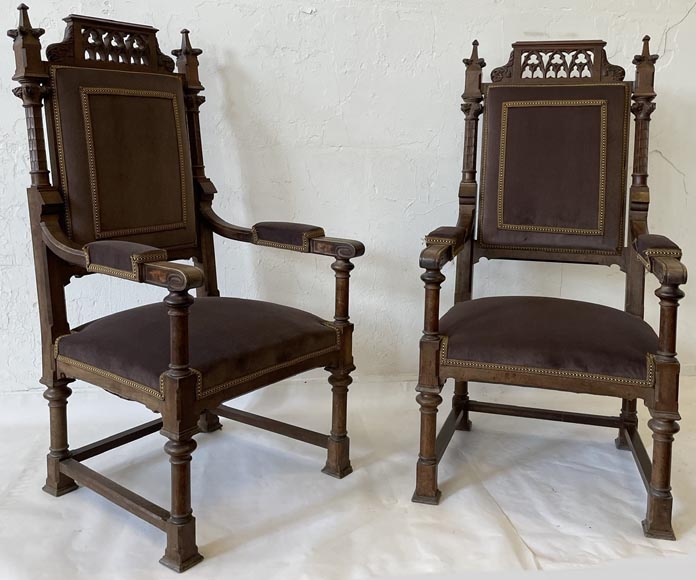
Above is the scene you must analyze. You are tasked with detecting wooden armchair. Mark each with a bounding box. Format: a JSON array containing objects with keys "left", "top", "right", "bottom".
[
  {"left": 414, "top": 38, "right": 687, "bottom": 540},
  {"left": 9, "top": 6, "right": 364, "bottom": 572}
]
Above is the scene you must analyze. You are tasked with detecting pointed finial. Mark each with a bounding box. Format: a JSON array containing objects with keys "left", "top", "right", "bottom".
[
  {"left": 8, "top": 3, "right": 44, "bottom": 40},
  {"left": 463, "top": 39, "right": 485, "bottom": 68},
  {"left": 633, "top": 34, "right": 658, "bottom": 66},
  {"left": 172, "top": 27, "right": 203, "bottom": 90},
  {"left": 470, "top": 39, "right": 479, "bottom": 61},
  {"left": 641, "top": 35, "right": 651, "bottom": 57},
  {"left": 174, "top": 28, "right": 201, "bottom": 57},
  {"left": 8, "top": 3, "right": 46, "bottom": 80},
  {"left": 17, "top": 4, "right": 30, "bottom": 26},
  {"left": 633, "top": 34, "right": 658, "bottom": 97}
]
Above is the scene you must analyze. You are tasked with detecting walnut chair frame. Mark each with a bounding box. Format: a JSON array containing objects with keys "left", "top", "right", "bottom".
[
  {"left": 413, "top": 37, "right": 687, "bottom": 540},
  {"left": 9, "top": 5, "right": 364, "bottom": 572}
]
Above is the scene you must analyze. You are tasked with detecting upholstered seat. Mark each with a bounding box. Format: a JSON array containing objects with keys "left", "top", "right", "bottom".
[
  {"left": 439, "top": 296, "right": 658, "bottom": 385},
  {"left": 56, "top": 297, "right": 341, "bottom": 400}
]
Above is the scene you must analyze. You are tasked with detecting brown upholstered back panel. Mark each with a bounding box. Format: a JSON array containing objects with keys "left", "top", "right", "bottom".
[
  {"left": 478, "top": 82, "right": 630, "bottom": 256},
  {"left": 49, "top": 65, "right": 197, "bottom": 248}
]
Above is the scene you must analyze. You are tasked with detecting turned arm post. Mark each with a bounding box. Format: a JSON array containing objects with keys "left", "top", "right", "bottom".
[
  {"left": 321, "top": 252, "right": 358, "bottom": 478},
  {"left": 331, "top": 257, "right": 353, "bottom": 327},
  {"left": 414, "top": 261, "right": 446, "bottom": 502},
  {"left": 160, "top": 285, "right": 198, "bottom": 525}
]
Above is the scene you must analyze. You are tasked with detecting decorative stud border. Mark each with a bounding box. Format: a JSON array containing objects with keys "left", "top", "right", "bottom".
[
  {"left": 636, "top": 247, "right": 683, "bottom": 270},
  {"left": 251, "top": 226, "right": 325, "bottom": 253},
  {"left": 497, "top": 99, "right": 608, "bottom": 235},
  {"left": 478, "top": 82, "right": 630, "bottom": 256},
  {"left": 82, "top": 245, "right": 167, "bottom": 281},
  {"left": 439, "top": 336, "right": 655, "bottom": 387},
  {"left": 80, "top": 86, "right": 188, "bottom": 239},
  {"left": 49, "top": 65, "right": 190, "bottom": 240},
  {"left": 53, "top": 321, "right": 342, "bottom": 402}
]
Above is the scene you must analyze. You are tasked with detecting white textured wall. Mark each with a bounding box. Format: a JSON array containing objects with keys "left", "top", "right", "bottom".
[{"left": 1, "top": 0, "right": 695, "bottom": 392}]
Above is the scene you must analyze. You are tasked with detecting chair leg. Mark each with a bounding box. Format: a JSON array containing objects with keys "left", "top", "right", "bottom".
[
  {"left": 197, "top": 410, "right": 222, "bottom": 433},
  {"left": 615, "top": 398, "right": 638, "bottom": 450},
  {"left": 412, "top": 391, "right": 443, "bottom": 505},
  {"left": 42, "top": 378, "right": 78, "bottom": 497},
  {"left": 453, "top": 380, "right": 472, "bottom": 431},
  {"left": 322, "top": 364, "right": 354, "bottom": 478},
  {"left": 159, "top": 435, "right": 203, "bottom": 572},
  {"left": 643, "top": 411, "right": 680, "bottom": 540}
]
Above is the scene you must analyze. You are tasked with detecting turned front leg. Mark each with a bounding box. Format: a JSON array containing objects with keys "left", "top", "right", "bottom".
[
  {"left": 159, "top": 289, "right": 203, "bottom": 571},
  {"left": 413, "top": 267, "right": 445, "bottom": 504},
  {"left": 413, "top": 390, "right": 443, "bottom": 504},
  {"left": 322, "top": 256, "right": 355, "bottom": 478},
  {"left": 643, "top": 282, "right": 683, "bottom": 540}
]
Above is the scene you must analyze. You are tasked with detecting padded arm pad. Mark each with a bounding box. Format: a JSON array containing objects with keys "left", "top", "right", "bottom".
[
  {"left": 634, "top": 234, "right": 682, "bottom": 269},
  {"left": 83, "top": 240, "right": 168, "bottom": 281},
  {"left": 251, "top": 221, "right": 325, "bottom": 252},
  {"left": 425, "top": 226, "right": 467, "bottom": 248}
]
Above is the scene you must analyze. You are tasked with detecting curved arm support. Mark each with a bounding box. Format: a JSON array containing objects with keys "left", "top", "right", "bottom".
[
  {"left": 40, "top": 221, "right": 204, "bottom": 292},
  {"left": 201, "top": 205, "right": 365, "bottom": 259}
]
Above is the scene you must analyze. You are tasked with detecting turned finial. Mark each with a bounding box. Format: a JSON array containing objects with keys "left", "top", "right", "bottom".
[
  {"left": 463, "top": 39, "right": 484, "bottom": 67},
  {"left": 633, "top": 34, "right": 658, "bottom": 97},
  {"left": 462, "top": 39, "right": 485, "bottom": 99},
  {"left": 641, "top": 35, "right": 651, "bottom": 57},
  {"left": 8, "top": 4, "right": 46, "bottom": 81},
  {"left": 172, "top": 28, "right": 203, "bottom": 90}
]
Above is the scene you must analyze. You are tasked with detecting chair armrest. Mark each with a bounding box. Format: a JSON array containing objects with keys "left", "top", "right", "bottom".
[
  {"left": 83, "top": 240, "right": 168, "bottom": 280},
  {"left": 252, "top": 221, "right": 325, "bottom": 252},
  {"left": 40, "top": 224, "right": 204, "bottom": 291},
  {"left": 634, "top": 233, "right": 687, "bottom": 285},
  {"left": 201, "top": 206, "right": 365, "bottom": 259},
  {"left": 420, "top": 223, "right": 472, "bottom": 270},
  {"left": 425, "top": 226, "right": 467, "bottom": 248}
]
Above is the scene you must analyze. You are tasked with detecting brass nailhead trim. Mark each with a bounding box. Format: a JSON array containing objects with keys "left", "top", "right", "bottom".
[
  {"left": 83, "top": 246, "right": 168, "bottom": 281},
  {"left": 251, "top": 226, "right": 325, "bottom": 253},
  {"left": 439, "top": 336, "right": 655, "bottom": 387},
  {"left": 195, "top": 322, "right": 342, "bottom": 399},
  {"left": 54, "top": 323, "right": 341, "bottom": 402},
  {"left": 80, "top": 86, "right": 189, "bottom": 239},
  {"left": 636, "top": 248, "right": 682, "bottom": 271},
  {"left": 497, "top": 99, "right": 608, "bottom": 236},
  {"left": 479, "top": 83, "right": 630, "bottom": 256},
  {"left": 425, "top": 237, "right": 459, "bottom": 246}
]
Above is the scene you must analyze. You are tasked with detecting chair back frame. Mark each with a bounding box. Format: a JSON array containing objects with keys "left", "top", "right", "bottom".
[{"left": 454, "top": 38, "right": 658, "bottom": 320}]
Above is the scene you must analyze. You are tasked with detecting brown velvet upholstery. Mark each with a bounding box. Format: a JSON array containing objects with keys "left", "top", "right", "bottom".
[
  {"left": 439, "top": 296, "right": 658, "bottom": 384},
  {"left": 50, "top": 65, "right": 197, "bottom": 248},
  {"left": 56, "top": 297, "right": 341, "bottom": 399},
  {"left": 634, "top": 234, "right": 682, "bottom": 260},
  {"left": 252, "top": 222, "right": 325, "bottom": 252},
  {"left": 425, "top": 226, "right": 467, "bottom": 248},
  {"left": 83, "top": 240, "right": 167, "bottom": 280},
  {"left": 479, "top": 83, "right": 630, "bottom": 255}
]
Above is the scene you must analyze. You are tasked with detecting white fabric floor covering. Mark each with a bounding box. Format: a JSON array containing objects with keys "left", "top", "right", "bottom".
[{"left": 1, "top": 378, "right": 695, "bottom": 580}]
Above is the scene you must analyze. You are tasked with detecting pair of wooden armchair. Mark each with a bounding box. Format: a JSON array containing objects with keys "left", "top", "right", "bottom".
[{"left": 9, "top": 5, "right": 686, "bottom": 573}]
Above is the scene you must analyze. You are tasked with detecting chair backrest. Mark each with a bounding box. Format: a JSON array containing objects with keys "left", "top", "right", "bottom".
[
  {"left": 456, "top": 39, "right": 656, "bottom": 267},
  {"left": 42, "top": 15, "right": 198, "bottom": 250}
]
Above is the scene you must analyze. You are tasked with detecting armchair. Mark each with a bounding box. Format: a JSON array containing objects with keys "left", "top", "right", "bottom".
[
  {"left": 10, "top": 6, "right": 363, "bottom": 572},
  {"left": 414, "top": 37, "right": 687, "bottom": 540}
]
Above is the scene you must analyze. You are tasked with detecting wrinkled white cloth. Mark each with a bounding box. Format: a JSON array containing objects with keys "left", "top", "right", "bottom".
[{"left": 0, "top": 378, "right": 694, "bottom": 580}]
